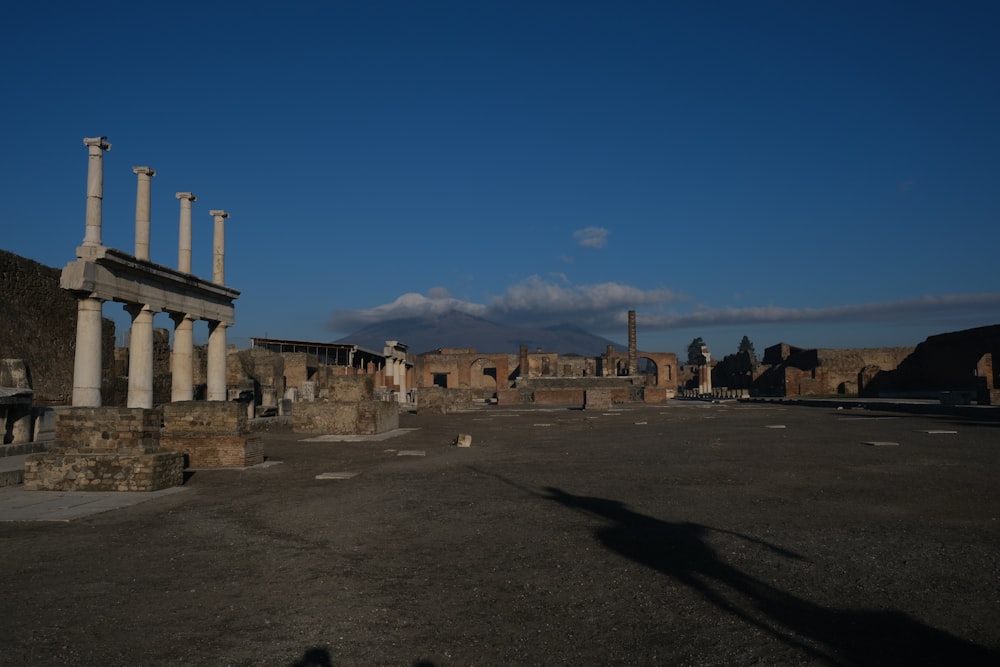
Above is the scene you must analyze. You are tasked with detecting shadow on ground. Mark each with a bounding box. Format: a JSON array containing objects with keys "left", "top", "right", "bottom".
[{"left": 544, "top": 487, "right": 998, "bottom": 666}]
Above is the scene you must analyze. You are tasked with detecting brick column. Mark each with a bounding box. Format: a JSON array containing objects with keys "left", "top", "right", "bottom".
[
  {"left": 125, "top": 304, "right": 155, "bottom": 408},
  {"left": 132, "top": 166, "right": 155, "bottom": 261},
  {"left": 82, "top": 137, "right": 111, "bottom": 247},
  {"left": 175, "top": 192, "right": 196, "bottom": 273},
  {"left": 627, "top": 309, "right": 637, "bottom": 376}
]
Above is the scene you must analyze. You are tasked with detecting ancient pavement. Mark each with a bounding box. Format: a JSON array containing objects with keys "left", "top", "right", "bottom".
[{"left": 1, "top": 401, "right": 997, "bottom": 666}]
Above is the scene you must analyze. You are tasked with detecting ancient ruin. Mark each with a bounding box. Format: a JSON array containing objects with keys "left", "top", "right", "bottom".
[{"left": 24, "top": 136, "right": 244, "bottom": 490}]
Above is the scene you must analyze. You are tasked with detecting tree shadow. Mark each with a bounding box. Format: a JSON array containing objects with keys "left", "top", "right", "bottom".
[{"left": 544, "top": 486, "right": 998, "bottom": 666}]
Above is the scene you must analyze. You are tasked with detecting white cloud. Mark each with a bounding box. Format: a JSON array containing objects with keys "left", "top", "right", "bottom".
[
  {"left": 328, "top": 290, "right": 488, "bottom": 330},
  {"left": 638, "top": 293, "right": 1000, "bottom": 330},
  {"left": 573, "top": 226, "right": 609, "bottom": 249}
]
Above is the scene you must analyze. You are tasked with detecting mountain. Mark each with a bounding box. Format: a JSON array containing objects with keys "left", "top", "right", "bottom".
[{"left": 335, "top": 311, "right": 623, "bottom": 356}]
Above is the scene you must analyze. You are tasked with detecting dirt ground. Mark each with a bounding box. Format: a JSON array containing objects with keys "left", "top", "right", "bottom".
[{"left": 2, "top": 401, "right": 998, "bottom": 666}]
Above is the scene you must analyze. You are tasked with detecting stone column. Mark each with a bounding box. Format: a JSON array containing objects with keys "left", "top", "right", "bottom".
[
  {"left": 207, "top": 320, "right": 228, "bottom": 401},
  {"left": 125, "top": 304, "right": 155, "bottom": 408},
  {"left": 132, "top": 166, "right": 155, "bottom": 261},
  {"left": 82, "top": 137, "right": 111, "bottom": 247},
  {"left": 210, "top": 210, "right": 229, "bottom": 284},
  {"left": 170, "top": 312, "right": 195, "bottom": 402},
  {"left": 627, "top": 310, "right": 638, "bottom": 377},
  {"left": 71, "top": 297, "right": 105, "bottom": 406},
  {"left": 397, "top": 358, "right": 407, "bottom": 402},
  {"left": 519, "top": 345, "right": 529, "bottom": 378},
  {"left": 176, "top": 192, "right": 196, "bottom": 273}
]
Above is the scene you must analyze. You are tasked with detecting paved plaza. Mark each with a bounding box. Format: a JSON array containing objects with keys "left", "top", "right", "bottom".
[{"left": 1, "top": 401, "right": 998, "bottom": 665}]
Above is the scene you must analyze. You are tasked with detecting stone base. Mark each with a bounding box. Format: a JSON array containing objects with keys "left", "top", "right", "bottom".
[
  {"left": 23, "top": 450, "right": 184, "bottom": 492},
  {"left": 584, "top": 389, "right": 612, "bottom": 410},
  {"left": 160, "top": 434, "right": 264, "bottom": 468},
  {"left": 293, "top": 400, "right": 400, "bottom": 434}
]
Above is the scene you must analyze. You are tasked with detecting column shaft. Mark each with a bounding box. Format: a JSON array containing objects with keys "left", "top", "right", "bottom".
[
  {"left": 126, "top": 304, "right": 155, "bottom": 408},
  {"left": 132, "top": 167, "right": 155, "bottom": 260},
  {"left": 72, "top": 297, "right": 104, "bottom": 406},
  {"left": 210, "top": 210, "right": 229, "bottom": 285},
  {"left": 171, "top": 313, "right": 195, "bottom": 401},
  {"left": 207, "top": 320, "right": 228, "bottom": 401},
  {"left": 176, "top": 193, "right": 196, "bottom": 273},
  {"left": 83, "top": 137, "right": 111, "bottom": 247}
]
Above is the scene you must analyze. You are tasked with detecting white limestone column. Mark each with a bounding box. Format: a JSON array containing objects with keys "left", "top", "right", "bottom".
[
  {"left": 125, "top": 304, "right": 155, "bottom": 408},
  {"left": 207, "top": 320, "right": 228, "bottom": 401},
  {"left": 72, "top": 297, "right": 105, "bottom": 406},
  {"left": 82, "top": 137, "right": 111, "bottom": 247},
  {"left": 209, "top": 210, "right": 229, "bottom": 284},
  {"left": 170, "top": 312, "right": 195, "bottom": 401},
  {"left": 132, "top": 166, "right": 155, "bottom": 260},
  {"left": 176, "top": 192, "right": 197, "bottom": 273}
]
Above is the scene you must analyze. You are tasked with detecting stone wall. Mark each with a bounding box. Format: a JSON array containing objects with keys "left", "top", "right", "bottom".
[
  {"left": 417, "top": 387, "right": 476, "bottom": 413},
  {"left": 161, "top": 401, "right": 263, "bottom": 467},
  {"left": 292, "top": 400, "right": 399, "bottom": 434},
  {"left": 23, "top": 407, "right": 183, "bottom": 491},
  {"left": 0, "top": 250, "right": 116, "bottom": 405}
]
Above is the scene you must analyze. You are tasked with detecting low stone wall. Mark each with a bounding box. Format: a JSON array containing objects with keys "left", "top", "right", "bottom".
[
  {"left": 533, "top": 389, "right": 584, "bottom": 407},
  {"left": 161, "top": 401, "right": 264, "bottom": 468},
  {"left": 584, "top": 389, "right": 612, "bottom": 410},
  {"left": 416, "top": 387, "right": 475, "bottom": 414},
  {"left": 643, "top": 387, "right": 675, "bottom": 403},
  {"left": 496, "top": 389, "right": 528, "bottom": 405},
  {"left": 293, "top": 400, "right": 399, "bottom": 434},
  {"left": 23, "top": 407, "right": 183, "bottom": 491},
  {"left": 23, "top": 450, "right": 183, "bottom": 492}
]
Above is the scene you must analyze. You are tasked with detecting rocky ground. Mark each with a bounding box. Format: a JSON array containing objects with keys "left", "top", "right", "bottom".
[{"left": 2, "top": 401, "right": 998, "bottom": 666}]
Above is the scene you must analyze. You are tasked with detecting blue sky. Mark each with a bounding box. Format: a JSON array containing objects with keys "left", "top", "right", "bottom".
[{"left": 2, "top": 1, "right": 998, "bottom": 357}]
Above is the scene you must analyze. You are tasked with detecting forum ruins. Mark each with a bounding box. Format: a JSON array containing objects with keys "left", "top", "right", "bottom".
[{"left": 2, "top": 137, "right": 999, "bottom": 491}]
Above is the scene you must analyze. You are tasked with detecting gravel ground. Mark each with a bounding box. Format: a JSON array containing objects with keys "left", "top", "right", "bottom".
[{"left": 1, "top": 401, "right": 998, "bottom": 666}]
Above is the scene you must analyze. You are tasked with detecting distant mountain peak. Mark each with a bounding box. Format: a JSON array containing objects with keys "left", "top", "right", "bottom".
[{"left": 336, "top": 313, "right": 622, "bottom": 356}]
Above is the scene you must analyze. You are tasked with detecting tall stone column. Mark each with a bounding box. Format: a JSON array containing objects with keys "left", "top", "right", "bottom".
[
  {"left": 72, "top": 297, "right": 105, "bottom": 406},
  {"left": 170, "top": 312, "right": 195, "bottom": 402},
  {"left": 207, "top": 320, "right": 228, "bottom": 401},
  {"left": 125, "top": 304, "right": 155, "bottom": 408},
  {"left": 132, "top": 166, "right": 155, "bottom": 260},
  {"left": 397, "top": 358, "right": 407, "bottom": 401},
  {"left": 176, "top": 192, "right": 196, "bottom": 273},
  {"left": 210, "top": 210, "right": 229, "bottom": 284},
  {"left": 519, "top": 345, "right": 529, "bottom": 378},
  {"left": 627, "top": 309, "right": 638, "bottom": 376},
  {"left": 82, "top": 137, "right": 111, "bottom": 247}
]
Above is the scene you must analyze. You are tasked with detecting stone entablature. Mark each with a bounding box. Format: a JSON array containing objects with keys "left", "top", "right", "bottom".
[{"left": 61, "top": 245, "right": 238, "bottom": 325}]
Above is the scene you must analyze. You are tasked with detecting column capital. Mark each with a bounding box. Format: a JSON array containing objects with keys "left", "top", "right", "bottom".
[
  {"left": 83, "top": 136, "right": 111, "bottom": 151},
  {"left": 176, "top": 192, "right": 197, "bottom": 201},
  {"left": 209, "top": 210, "right": 229, "bottom": 218},
  {"left": 132, "top": 166, "right": 156, "bottom": 177}
]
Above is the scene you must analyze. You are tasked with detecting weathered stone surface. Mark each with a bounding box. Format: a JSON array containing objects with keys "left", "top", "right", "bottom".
[{"left": 293, "top": 400, "right": 399, "bottom": 435}]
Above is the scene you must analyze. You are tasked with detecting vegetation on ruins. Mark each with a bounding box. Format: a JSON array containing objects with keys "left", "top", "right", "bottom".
[{"left": 686, "top": 337, "right": 706, "bottom": 365}]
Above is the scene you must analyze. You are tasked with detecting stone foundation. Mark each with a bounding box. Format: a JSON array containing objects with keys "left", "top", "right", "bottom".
[
  {"left": 23, "top": 407, "right": 183, "bottom": 492},
  {"left": 161, "top": 401, "right": 264, "bottom": 468},
  {"left": 584, "top": 389, "right": 612, "bottom": 410},
  {"left": 293, "top": 400, "right": 399, "bottom": 434},
  {"left": 23, "top": 450, "right": 183, "bottom": 492}
]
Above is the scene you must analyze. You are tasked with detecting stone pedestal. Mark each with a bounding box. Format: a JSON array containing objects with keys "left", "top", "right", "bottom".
[
  {"left": 160, "top": 401, "right": 263, "bottom": 468},
  {"left": 23, "top": 407, "right": 183, "bottom": 492}
]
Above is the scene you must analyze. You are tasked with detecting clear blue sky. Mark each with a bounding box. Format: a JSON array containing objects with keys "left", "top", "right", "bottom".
[{"left": 3, "top": 1, "right": 998, "bottom": 357}]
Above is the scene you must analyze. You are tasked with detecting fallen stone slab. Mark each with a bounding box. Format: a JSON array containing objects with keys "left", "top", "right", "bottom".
[
  {"left": 863, "top": 441, "right": 900, "bottom": 446},
  {"left": 315, "top": 472, "right": 358, "bottom": 480},
  {"left": 397, "top": 450, "right": 426, "bottom": 457},
  {"left": 454, "top": 434, "right": 472, "bottom": 448}
]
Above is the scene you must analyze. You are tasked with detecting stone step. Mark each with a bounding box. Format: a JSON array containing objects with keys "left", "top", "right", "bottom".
[{"left": 0, "top": 454, "right": 27, "bottom": 487}]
